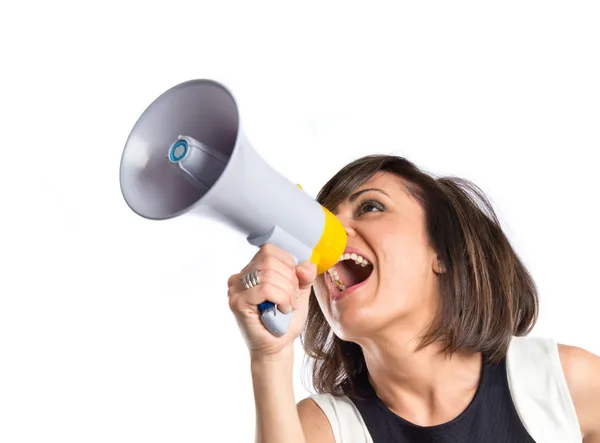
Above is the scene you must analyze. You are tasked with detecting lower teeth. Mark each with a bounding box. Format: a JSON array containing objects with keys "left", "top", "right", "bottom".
[{"left": 328, "top": 274, "right": 346, "bottom": 291}]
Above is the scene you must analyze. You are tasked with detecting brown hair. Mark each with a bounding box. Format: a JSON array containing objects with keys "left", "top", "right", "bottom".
[{"left": 300, "top": 154, "right": 539, "bottom": 398}]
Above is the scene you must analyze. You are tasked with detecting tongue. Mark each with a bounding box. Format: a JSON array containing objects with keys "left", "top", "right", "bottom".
[{"left": 336, "top": 260, "right": 370, "bottom": 288}]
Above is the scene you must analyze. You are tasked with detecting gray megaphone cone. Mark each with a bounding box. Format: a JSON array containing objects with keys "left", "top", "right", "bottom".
[{"left": 119, "top": 79, "right": 346, "bottom": 337}]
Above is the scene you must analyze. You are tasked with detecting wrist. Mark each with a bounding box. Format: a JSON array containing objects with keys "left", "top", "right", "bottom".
[{"left": 250, "top": 344, "right": 294, "bottom": 368}]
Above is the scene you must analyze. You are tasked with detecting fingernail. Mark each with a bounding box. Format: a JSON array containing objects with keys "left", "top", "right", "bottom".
[{"left": 302, "top": 261, "right": 316, "bottom": 270}]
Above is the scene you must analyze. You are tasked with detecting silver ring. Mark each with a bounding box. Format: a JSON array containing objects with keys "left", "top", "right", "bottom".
[{"left": 242, "top": 270, "right": 261, "bottom": 290}]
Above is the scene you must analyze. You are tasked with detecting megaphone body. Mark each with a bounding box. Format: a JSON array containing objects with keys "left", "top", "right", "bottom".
[{"left": 119, "top": 79, "right": 347, "bottom": 336}]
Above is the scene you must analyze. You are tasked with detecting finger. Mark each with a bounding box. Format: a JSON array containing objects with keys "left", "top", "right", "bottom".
[
  {"left": 253, "top": 244, "right": 297, "bottom": 271},
  {"left": 234, "top": 269, "right": 298, "bottom": 308},
  {"left": 256, "top": 282, "right": 294, "bottom": 314},
  {"left": 247, "top": 253, "right": 298, "bottom": 285},
  {"left": 229, "top": 280, "right": 291, "bottom": 315},
  {"left": 240, "top": 268, "right": 298, "bottom": 298},
  {"left": 296, "top": 261, "right": 318, "bottom": 291}
]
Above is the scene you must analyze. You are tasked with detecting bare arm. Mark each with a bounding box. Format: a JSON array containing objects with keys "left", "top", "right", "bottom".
[
  {"left": 228, "top": 246, "right": 331, "bottom": 442},
  {"left": 251, "top": 346, "right": 305, "bottom": 443},
  {"left": 250, "top": 345, "right": 336, "bottom": 443},
  {"left": 558, "top": 344, "right": 600, "bottom": 443}
]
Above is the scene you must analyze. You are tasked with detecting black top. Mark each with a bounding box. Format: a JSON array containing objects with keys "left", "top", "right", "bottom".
[{"left": 348, "top": 356, "right": 536, "bottom": 443}]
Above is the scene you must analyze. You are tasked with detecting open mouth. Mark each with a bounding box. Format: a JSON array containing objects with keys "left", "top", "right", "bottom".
[{"left": 326, "top": 253, "right": 374, "bottom": 293}]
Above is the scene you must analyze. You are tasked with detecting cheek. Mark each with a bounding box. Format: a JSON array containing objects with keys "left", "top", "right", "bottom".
[{"left": 379, "top": 236, "right": 432, "bottom": 294}]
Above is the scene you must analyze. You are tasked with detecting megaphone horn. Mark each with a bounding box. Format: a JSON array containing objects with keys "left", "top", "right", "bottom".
[{"left": 119, "top": 79, "right": 347, "bottom": 337}]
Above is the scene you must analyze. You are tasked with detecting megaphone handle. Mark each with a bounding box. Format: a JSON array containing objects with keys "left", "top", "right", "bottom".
[
  {"left": 257, "top": 301, "right": 292, "bottom": 337},
  {"left": 247, "top": 225, "right": 314, "bottom": 337}
]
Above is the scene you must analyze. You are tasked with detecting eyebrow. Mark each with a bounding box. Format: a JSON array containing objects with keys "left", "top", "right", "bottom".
[{"left": 348, "top": 188, "right": 390, "bottom": 202}]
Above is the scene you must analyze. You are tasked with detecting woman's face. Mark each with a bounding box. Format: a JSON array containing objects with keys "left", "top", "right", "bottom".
[{"left": 313, "top": 171, "right": 443, "bottom": 341}]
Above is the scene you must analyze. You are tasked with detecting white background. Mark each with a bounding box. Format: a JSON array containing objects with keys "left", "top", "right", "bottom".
[{"left": 1, "top": 1, "right": 599, "bottom": 442}]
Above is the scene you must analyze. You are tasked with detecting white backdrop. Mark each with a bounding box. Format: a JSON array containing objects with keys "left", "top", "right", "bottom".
[{"left": 1, "top": 1, "right": 599, "bottom": 442}]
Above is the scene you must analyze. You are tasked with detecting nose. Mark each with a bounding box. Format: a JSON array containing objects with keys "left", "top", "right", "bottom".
[
  {"left": 340, "top": 219, "right": 357, "bottom": 237},
  {"left": 334, "top": 207, "right": 357, "bottom": 236},
  {"left": 333, "top": 210, "right": 353, "bottom": 235}
]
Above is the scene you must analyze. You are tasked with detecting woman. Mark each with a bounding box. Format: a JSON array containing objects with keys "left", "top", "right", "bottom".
[{"left": 227, "top": 154, "right": 599, "bottom": 443}]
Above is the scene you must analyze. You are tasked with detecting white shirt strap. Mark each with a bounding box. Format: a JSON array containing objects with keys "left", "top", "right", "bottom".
[{"left": 506, "top": 335, "right": 582, "bottom": 442}]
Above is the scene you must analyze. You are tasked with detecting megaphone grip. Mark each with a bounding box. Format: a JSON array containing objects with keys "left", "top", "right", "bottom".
[
  {"left": 258, "top": 302, "right": 292, "bottom": 337},
  {"left": 247, "top": 225, "right": 312, "bottom": 337},
  {"left": 257, "top": 301, "right": 275, "bottom": 311}
]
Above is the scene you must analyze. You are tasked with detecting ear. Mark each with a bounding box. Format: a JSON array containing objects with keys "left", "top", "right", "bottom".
[{"left": 433, "top": 255, "right": 446, "bottom": 274}]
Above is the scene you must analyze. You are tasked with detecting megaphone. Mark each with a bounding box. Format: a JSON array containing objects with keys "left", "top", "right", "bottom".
[{"left": 119, "top": 79, "right": 347, "bottom": 337}]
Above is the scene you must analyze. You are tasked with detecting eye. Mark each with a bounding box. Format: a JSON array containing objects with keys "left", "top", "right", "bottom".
[{"left": 355, "top": 199, "right": 385, "bottom": 216}]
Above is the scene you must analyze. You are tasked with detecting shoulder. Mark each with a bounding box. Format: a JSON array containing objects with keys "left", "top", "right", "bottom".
[
  {"left": 297, "top": 393, "right": 371, "bottom": 443},
  {"left": 297, "top": 396, "right": 336, "bottom": 443},
  {"left": 557, "top": 343, "right": 600, "bottom": 442}
]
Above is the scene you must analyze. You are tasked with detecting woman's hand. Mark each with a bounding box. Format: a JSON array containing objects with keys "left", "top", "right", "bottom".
[{"left": 227, "top": 244, "right": 317, "bottom": 361}]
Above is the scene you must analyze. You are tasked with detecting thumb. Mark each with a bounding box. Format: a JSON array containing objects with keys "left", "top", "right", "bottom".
[{"left": 296, "top": 261, "right": 318, "bottom": 291}]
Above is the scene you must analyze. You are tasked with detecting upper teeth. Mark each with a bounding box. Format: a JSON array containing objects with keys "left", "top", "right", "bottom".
[
  {"left": 338, "top": 253, "right": 371, "bottom": 267},
  {"left": 325, "top": 253, "right": 371, "bottom": 278}
]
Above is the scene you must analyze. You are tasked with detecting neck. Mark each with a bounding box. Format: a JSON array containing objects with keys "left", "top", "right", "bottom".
[{"left": 355, "top": 321, "right": 483, "bottom": 425}]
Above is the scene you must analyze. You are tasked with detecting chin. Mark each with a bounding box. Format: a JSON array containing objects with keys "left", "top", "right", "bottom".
[
  {"left": 330, "top": 317, "right": 379, "bottom": 344},
  {"left": 328, "top": 298, "right": 383, "bottom": 341},
  {"left": 329, "top": 295, "right": 415, "bottom": 343}
]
